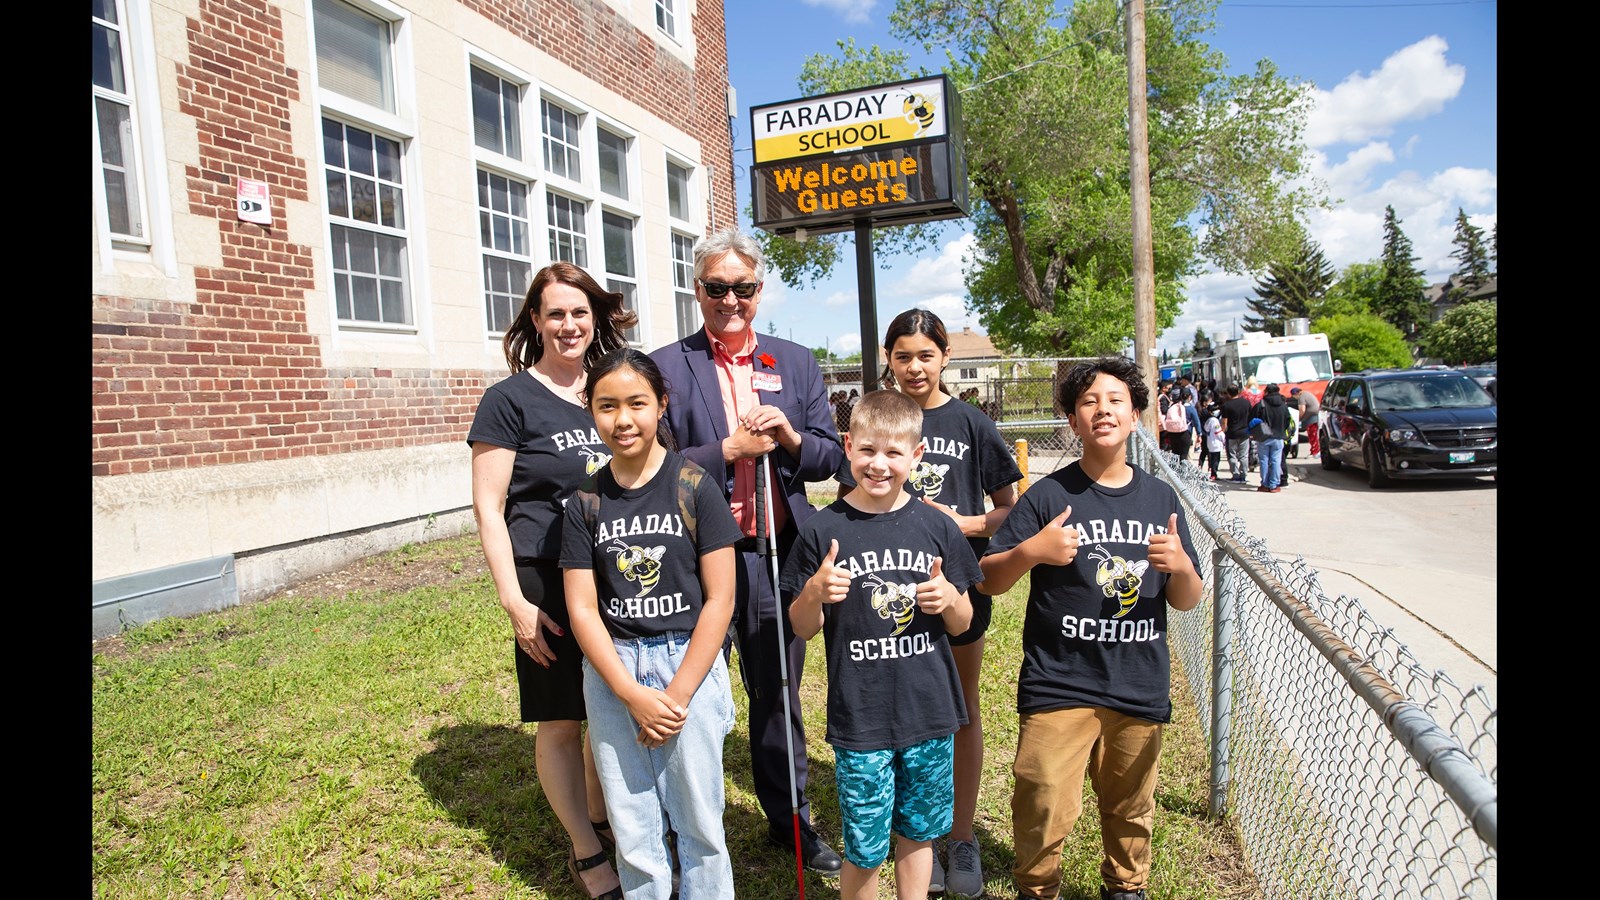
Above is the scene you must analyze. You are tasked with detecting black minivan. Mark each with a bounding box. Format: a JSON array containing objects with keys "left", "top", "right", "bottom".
[{"left": 1319, "top": 369, "right": 1497, "bottom": 487}]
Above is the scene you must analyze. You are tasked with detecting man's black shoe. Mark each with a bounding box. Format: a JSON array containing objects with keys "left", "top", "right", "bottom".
[{"left": 767, "top": 828, "right": 843, "bottom": 874}]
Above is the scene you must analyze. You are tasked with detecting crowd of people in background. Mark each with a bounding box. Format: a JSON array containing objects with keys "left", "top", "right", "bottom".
[{"left": 1162, "top": 372, "right": 1321, "bottom": 492}]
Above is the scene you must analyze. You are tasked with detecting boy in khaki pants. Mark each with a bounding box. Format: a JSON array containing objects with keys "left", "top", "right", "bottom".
[{"left": 978, "top": 357, "right": 1203, "bottom": 900}]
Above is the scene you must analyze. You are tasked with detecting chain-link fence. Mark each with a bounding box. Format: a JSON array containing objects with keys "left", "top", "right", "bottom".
[{"left": 1006, "top": 409, "right": 1497, "bottom": 900}]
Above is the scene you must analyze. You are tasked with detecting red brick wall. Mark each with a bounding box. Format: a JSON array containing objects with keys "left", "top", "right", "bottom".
[{"left": 91, "top": 0, "right": 736, "bottom": 477}]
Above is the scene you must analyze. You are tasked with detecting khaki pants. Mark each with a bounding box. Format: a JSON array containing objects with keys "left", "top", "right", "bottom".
[{"left": 1010, "top": 707, "right": 1162, "bottom": 899}]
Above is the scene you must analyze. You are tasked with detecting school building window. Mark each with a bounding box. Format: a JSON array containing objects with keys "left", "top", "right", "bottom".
[
  {"left": 313, "top": 0, "right": 415, "bottom": 328},
  {"left": 478, "top": 170, "right": 532, "bottom": 334},
  {"left": 655, "top": 0, "right": 678, "bottom": 41},
  {"left": 547, "top": 192, "right": 588, "bottom": 267},
  {"left": 542, "top": 99, "right": 582, "bottom": 181},
  {"left": 470, "top": 65, "right": 521, "bottom": 160},
  {"left": 672, "top": 231, "right": 698, "bottom": 339},
  {"left": 603, "top": 211, "right": 641, "bottom": 344}
]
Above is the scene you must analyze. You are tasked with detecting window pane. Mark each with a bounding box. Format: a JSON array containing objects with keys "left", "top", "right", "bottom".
[
  {"left": 375, "top": 134, "right": 401, "bottom": 182},
  {"left": 92, "top": 21, "right": 124, "bottom": 92},
  {"left": 598, "top": 129, "right": 628, "bottom": 199},
  {"left": 501, "top": 89, "right": 521, "bottom": 160},
  {"left": 334, "top": 271, "right": 352, "bottom": 319},
  {"left": 380, "top": 279, "right": 407, "bottom": 324},
  {"left": 352, "top": 276, "right": 380, "bottom": 321},
  {"left": 542, "top": 100, "right": 581, "bottom": 180},
  {"left": 312, "top": 0, "right": 394, "bottom": 112},
  {"left": 346, "top": 227, "right": 377, "bottom": 273},
  {"left": 350, "top": 176, "right": 377, "bottom": 223},
  {"left": 92, "top": 0, "right": 117, "bottom": 24},
  {"left": 667, "top": 162, "right": 689, "bottom": 220},
  {"left": 322, "top": 119, "right": 345, "bottom": 168},
  {"left": 377, "top": 234, "right": 405, "bottom": 277},
  {"left": 379, "top": 183, "right": 404, "bottom": 228},
  {"left": 347, "top": 128, "right": 374, "bottom": 175},
  {"left": 95, "top": 97, "right": 128, "bottom": 167},
  {"left": 603, "top": 212, "right": 634, "bottom": 277},
  {"left": 327, "top": 170, "right": 349, "bottom": 218},
  {"left": 470, "top": 66, "right": 503, "bottom": 153},
  {"left": 95, "top": 97, "right": 142, "bottom": 239},
  {"left": 609, "top": 279, "right": 640, "bottom": 343}
]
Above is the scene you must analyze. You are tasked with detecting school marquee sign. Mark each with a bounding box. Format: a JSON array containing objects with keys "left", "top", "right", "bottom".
[{"left": 750, "top": 75, "right": 969, "bottom": 237}]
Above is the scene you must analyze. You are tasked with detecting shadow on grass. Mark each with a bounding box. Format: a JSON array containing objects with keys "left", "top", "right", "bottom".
[
  {"left": 413, "top": 723, "right": 572, "bottom": 893},
  {"left": 414, "top": 720, "right": 848, "bottom": 896}
]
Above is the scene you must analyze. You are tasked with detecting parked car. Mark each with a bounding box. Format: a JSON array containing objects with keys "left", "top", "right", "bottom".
[
  {"left": 1455, "top": 363, "right": 1497, "bottom": 401},
  {"left": 1319, "top": 369, "right": 1497, "bottom": 487}
]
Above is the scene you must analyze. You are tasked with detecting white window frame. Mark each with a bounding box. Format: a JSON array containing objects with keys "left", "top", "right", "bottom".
[
  {"left": 92, "top": 0, "right": 175, "bottom": 275},
  {"left": 671, "top": 230, "right": 699, "bottom": 339},
  {"left": 596, "top": 125, "right": 636, "bottom": 205},
  {"left": 601, "top": 209, "right": 643, "bottom": 346},
  {"left": 309, "top": 0, "right": 423, "bottom": 336},
  {"left": 665, "top": 154, "right": 697, "bottom": 227},
  {"left": 469, "top": 61, "right": 523, "bottom": 163},
  {"left": 466, "top": 49, "right": 541, "bottom": 337},
  {"left": 545, "top": 190, "right": 589, "bottom": 268},
  {"left": 541, "top": 96, "right": 584, "bottom": 185},
  {"left": 654, "top": 0, "right": 679, "bottom": 42}
]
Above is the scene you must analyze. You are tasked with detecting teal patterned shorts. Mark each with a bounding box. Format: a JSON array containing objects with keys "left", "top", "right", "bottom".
[{"left": 832, "top": 734, "right": 955, "bottom": 868}]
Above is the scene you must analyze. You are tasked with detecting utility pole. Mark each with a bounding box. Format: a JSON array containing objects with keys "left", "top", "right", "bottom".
[{"left": 1126, "top": 0, "right": 1157, "bottom": 434}]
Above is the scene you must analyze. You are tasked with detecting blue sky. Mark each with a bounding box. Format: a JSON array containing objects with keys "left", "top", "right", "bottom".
[{"left": 723, "top": 0, "right": 1497, "bottom": 357}]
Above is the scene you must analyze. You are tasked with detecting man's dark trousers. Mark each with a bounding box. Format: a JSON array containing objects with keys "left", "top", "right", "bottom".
[{"left": 730, "top": 528, "right": 811, "bottom": 834}]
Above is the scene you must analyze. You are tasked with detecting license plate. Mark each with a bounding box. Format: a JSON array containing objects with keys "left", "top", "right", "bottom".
[{"left": 1449, "top": 451, "right": 1475, "bottom": 464}]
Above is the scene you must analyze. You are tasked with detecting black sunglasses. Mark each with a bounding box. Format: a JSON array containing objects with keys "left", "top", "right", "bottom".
[{"left": 698, "top": 279, "right": 760, "bottom": 300}]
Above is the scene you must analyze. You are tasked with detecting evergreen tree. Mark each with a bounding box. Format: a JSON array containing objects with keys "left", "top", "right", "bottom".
[
  {"left": 1243, "top": 235, "right": 1333, "bottom": 335},
  {"left": 1448, "top": 208, "right": 1492, "bottom": 303},
  {"left": 1490, "top": 222, "right": 1497, "bottom": 274},
  {"left": 1192, "top": 326, "right": 1212, "bottom": 356},
  {"left": 1372, "top": 205, "right": 1429, "bottom": 337}
]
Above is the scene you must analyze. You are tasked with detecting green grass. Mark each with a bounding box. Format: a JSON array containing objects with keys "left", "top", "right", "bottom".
[{"left": 93, "top": 531, "right": 1261, "bottom": 899}]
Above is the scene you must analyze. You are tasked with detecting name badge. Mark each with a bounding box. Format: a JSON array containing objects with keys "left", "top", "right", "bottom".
[{"left": 753, "top": 371, "right": 783, "bottom": 392}]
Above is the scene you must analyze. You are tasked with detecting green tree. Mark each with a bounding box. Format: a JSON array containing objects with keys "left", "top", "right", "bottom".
[
  {"left": 812, "top": 346, "right": 833, "bottom": 364},
  {"left": 1315, "top": 261, "right": 1380, "bottom": 320},
  {"left": 1243, "top": 235, "right": 1333, "bottom": 335},
  {"left": 763, "top": 0, "right": 1325, "bottom": 356},
  {"left": 1372, "top": 205, "right": 1429, "bottom": 336},
  {"left": 1447, "top": 208, "right": 1492, "bottom": 303},
  {"left": 1490, "top": 221, "right": 1497, "bottom": 274},
  {"left": 1313, "top": 313, "right": 1412, "bottom": 371},
  {"left": 1419, "top": 300, "right": 1496, "bottom": 364},
  {"left": 1192, "top": 326, "right": 1212, "bottom": 356}
]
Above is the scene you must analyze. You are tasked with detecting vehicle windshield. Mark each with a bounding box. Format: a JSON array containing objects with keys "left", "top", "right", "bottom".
[
  {"left": 1243, "top": 351, "right": 1334, "bottom": 384},
  {"left": 1370, "top": 376, "right": 1494, "bottom": 411}
]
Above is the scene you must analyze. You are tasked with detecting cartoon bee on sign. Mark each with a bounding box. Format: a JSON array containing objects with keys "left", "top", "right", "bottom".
[
  {"left": 607, "top": 539, "right": 665, "bottom": 596},
  {"left": 1088, "top": 545, "right": 1148, "bottom": 619},
  {"left": 901, "top": 89, "right": 937, "bottom": 137},
  {"left": 863, "top": 573, "right": 917, "bottom": 637},
  {"left": 579, "top": 446, "right": 612, "bottom": 476},
  {"left": 907, "top": 461, "right": 950, "bottom": 500}
]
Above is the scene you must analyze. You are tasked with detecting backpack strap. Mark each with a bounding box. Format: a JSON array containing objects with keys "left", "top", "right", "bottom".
[{"left": 675, "top": 458, "right": 703, "bottom": 547}]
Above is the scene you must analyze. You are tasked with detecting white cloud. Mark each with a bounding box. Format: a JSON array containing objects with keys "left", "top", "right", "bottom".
[
  {"left": 822, "top": 289, "right": 856, "bottom": 307},
  {"left": 800, "top": 0, "right": 877, "bottom": 25},
  {"left": 1306, "top": 35, "right": 1466, "bottom": 149},
  {"left": 833, "top": 331, "right": 863, "bottom": 355}
]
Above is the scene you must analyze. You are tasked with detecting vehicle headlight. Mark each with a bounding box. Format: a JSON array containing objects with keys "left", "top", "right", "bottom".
[{"left": 1387, "top": 428, "right": 1418, "bottom": 443}]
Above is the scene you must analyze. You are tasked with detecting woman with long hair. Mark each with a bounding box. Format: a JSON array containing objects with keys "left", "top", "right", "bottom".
[{"left": 467, "top": 262, "right": 637, "bottom": 899}]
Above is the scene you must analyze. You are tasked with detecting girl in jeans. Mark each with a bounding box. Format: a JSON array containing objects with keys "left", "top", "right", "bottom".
[{"left": 561, "top": 349, "right": 743, "bottom": 899}]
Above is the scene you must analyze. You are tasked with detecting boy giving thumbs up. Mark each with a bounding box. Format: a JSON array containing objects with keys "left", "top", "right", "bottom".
[
  {"left": 780, "top": 389, "right": 981, "bottom": 900},
  {"left": 978, "top": 357, "right": 1202, "bottom": 900}
]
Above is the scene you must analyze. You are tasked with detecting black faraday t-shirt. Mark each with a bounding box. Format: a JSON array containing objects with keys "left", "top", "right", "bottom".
[
  {"left": 780, "top": 499, "right": 981, "bottom": 751},
  {"left": 561, "top": 451, "right": 743, "bottom": 640}
]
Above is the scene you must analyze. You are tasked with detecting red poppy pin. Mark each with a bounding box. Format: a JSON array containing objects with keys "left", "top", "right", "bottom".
[{"left": 758, "top": 352, "right": 777, "bottom": 369}]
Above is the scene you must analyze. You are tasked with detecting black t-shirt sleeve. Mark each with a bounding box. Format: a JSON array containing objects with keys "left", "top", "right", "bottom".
[
  {"left": 985, "top": 480, "right": 1051, "bottom": 555},
  {"left": 466, "top": 383, "right": 520, "bottom": 449},
  {"left": 779, "top": 516, "right": 825, "bottom": 602},
  {"left": 559, "top": 485, "right": 597, "bottom": 570},
  {"left": 692, "top": 470, "right": 744, "bottom": 555},
  {"left": 975, "top": 416, "right": 1023, "bottom": 495},
  {"left": 932, "top": 509, "right": 983, "bottom": 594}
]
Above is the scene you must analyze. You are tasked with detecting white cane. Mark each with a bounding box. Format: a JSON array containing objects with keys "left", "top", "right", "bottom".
[{"left": 755, "top": 449, "right": 807, "bottom": 897}]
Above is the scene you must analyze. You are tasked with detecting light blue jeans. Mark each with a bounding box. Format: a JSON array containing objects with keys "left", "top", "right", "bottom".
[
  {"left": 582, "top": 631, "right": 736, "bottom": 900},
  {"left": 1257, "top": 437, "right": 1285, "bottom": 489}
]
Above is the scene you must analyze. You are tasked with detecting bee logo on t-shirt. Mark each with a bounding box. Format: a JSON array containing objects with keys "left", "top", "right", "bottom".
[
  {"left": 607, "top": 539, "right": 665, "bottom": 595},
  {"left": 863, "top": 573, "right": 917, "bottom": 636},
  {"left": 1089, "top": 544, "right": 1148, "bottom": 619},
  {"left": 579, "top": 446, "right": 612, "bottom": 475},
  {"left": 906, "top": 461, "right": 950, "bottom": 499}
]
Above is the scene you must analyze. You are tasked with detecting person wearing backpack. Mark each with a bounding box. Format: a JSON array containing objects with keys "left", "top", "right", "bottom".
[
  {"left": 1250, "top": 383, "right": 1291, "bottom": 492},
  {"left": 1161, "top": 387, "right": 1192, "bottom": 461}
]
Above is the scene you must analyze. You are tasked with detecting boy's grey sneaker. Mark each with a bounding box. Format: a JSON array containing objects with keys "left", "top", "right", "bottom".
[
  {"left": 945, "top": 837, "right": 983, "bottom": 897},
  {"left": 928, "top": 839, "right": 945, "bottom": 893}
]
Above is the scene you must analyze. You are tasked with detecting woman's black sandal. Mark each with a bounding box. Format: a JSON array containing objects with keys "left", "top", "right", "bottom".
[
  {"left": 591, "top": 818, "right": 617, "bottom": 854},
  {"left": 567, "top": 846, "right": 622, "bottom": 900}
]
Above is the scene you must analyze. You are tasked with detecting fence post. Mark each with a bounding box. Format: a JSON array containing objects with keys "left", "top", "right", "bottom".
[
  {"left": 1015, "top": 438, "right": 1029, "bottom": 494},
  {"left": 1209, "top": 546, "right": 1232, "bottom": 820}
]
